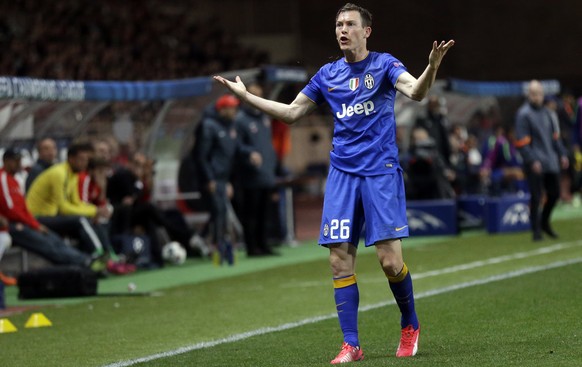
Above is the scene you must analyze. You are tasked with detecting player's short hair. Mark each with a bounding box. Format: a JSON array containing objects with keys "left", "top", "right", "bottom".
[
  {"left": 67, "top": 141, "right": 94, "bottom": 158},
  {"left": 336, "top": 3, "right": 372, "bottom": 27}
]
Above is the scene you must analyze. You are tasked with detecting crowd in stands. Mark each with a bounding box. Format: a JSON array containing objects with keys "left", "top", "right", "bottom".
[
  {"left": 0, "top": 0, "right": 269, "bottom": 80},
  {"left": 401, "top": 93, "right": 582, "bottom": 203}
]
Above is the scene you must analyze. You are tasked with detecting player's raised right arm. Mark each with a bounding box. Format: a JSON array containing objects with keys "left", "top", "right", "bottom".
[{"left": 213, "top": 75, "right": 316, "bottom": 124}]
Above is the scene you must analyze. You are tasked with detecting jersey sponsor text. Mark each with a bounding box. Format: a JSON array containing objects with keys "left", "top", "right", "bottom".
[{"left": 336, "top": 100, "right": 375, "bottom": 119}]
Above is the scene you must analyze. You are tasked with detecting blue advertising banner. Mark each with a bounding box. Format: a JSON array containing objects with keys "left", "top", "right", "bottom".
[
  {"left": 0, "top": 66, "right": 307, "bottom": 102},
  {"left": 448, "top": 78, "right": 560, "bottom": 96},
  {"left": 485, "top": 194, "right": 531, "bottom": 233},
  {"left": 457, "top": 195, "right": 487, "bottom": 229},
  {"left": 407, "top": 199, "right": 458, "bottom": 236},
  {"left": 0, "top": 76, "right": 212, "bottom": 101}
]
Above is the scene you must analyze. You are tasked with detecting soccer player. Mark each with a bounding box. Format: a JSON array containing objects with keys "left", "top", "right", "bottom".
[{"left": 214, "top": 3, "right": 454, "bottom": 362}]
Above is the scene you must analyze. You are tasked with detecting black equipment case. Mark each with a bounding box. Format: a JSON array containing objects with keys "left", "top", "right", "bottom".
[{"left": 18, "top": 266, "right": 98, "bottom": 299}]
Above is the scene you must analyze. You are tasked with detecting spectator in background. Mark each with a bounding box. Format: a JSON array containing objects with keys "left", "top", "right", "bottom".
[
  {"left": 235, "top": 83, "right": 278, "bottom": 257},
  {"left": 404, "top": 127, "right": 455, "bottom": 200},
  {"left": 0, "top": 215, "right": 16, "bottom": 286},
  {"left": 78, "top": 157, "right": 110, "bottom": 209},
  {"left": 107, "top": 152, "right": 198, "bottom": 267},
  {"left": 25, "top": 142, "right": 133, "bottom": 274},
  {"left": 448, "top": 124, "right": 469, "bottom": 195},
  {"left": 463, "top": 134, "right": 484, "bottom": 194},
  {"left": 270, "top": 86, "right": 295, "bottom": 245},
  {"left": 107, "top": 153, "right": 156, "bottom": 265},
  {"left": 92, "top": 137, "right": 115, "bottom": 164},
  {"left": 449, "top": 124, "right": 468, "bottom": 152},
  {"left": 193, "top": 95, "right": 260, "bottom": 265},
  {"left": 549, "top": 94, "right": 577, "bottom": 154},
  {"left": 545, "top": 95, "right": 577, "bottom": 203},
  {"left": 272, "top": 118, "right": 292, "bottom": 174},
  {"left": 515, "top": 80, "right": 569, "bottom": 241},
  {"left": 25, "top": 137, "right": 58, "bottom": 191},
  {"left": 480, "top": 125, "right": 525, "bottom": 196},
  {"left": 572, "top": 97, "right": 582, "bottom": 151},
  {"left": 414, "top": 95, "right": 453, "bottom": 174},
  {"left": 0, "top": 148, "right": 105, "bottom": 274},
  {"left": 571, "top": 96, "right": 582, "bottom": 205},
  {"left": 470, "top": 108, "right": 497, "bottom": 147}
]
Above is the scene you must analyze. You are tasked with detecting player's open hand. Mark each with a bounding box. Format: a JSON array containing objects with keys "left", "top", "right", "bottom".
[
  {"left": 213, "top": 75, "right": 247, "bottom": 99},
  {"left": 428, "top": 40, "right": 455, "bottom": 69}
]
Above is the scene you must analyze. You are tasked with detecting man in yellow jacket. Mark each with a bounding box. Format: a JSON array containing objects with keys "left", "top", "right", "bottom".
[{"left": 26, "top": 142, "right": 113, "bottom": 258}]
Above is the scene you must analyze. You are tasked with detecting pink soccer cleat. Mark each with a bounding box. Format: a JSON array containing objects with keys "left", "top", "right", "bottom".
[
  {"left": 331, "top": 342, "right": 364, "bottom": 364},
  {"left": 396, "top": 324, "right": 420, "bottom": 357}
]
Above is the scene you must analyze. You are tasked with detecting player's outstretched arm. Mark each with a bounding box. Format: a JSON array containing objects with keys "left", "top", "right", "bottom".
[
  {"left": 213, "top": 75, "right": 316, "bottom": 124},
  {"left": 395, "top": 40, "right": 455, "bottom": 101}
]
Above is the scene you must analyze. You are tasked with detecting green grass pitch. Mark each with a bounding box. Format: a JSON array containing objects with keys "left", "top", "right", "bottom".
[{"left": 1, "top": 207, "right": 582, "bottom": 367}]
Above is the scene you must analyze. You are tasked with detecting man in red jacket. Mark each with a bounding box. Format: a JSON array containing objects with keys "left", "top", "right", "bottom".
[
  {"left": 0, "top": 214, "right": 17, "bottom": 285},
  {"left": 0, "top": 148, "right": 103, "bottom": 271}
]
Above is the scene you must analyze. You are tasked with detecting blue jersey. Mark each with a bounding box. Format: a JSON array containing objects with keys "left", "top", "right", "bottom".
[{"left": 301, "top": 52, "right": 407, "bottom": 176}]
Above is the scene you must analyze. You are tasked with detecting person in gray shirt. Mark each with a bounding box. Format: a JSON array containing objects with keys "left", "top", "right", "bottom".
[
  {"left": 515, "top": 80, "right": 569, "bottom": 241},
  {"left": 234, "top": 83, "right": 278, "bottom": 257},
  {"left": 193, "top": 94, "right": 260, "bottom": 264},
  {"left": 25, "top": 137, "right": 58, "bottom": 192}
]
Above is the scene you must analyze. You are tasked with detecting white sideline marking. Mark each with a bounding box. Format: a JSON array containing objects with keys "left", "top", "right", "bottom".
[
  {"left": 103, "top": 255, "right": 582, "bottom": 367},
  {"left": 413, "top": 241, "right": 582, "bottom": 280},
  {"left": 281, "top": 241, "right": 582, "bottom": 288}
]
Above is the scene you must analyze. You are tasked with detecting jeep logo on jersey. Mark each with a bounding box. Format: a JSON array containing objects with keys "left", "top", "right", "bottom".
[
  {"left": 349, "top": 77, "right": 359, "bottom": 91},
  {"left": 364, "top": 74, "right": 374, "bottom": 89},
  {"left": 336, "top": 101, "right": 375, "bottom": 118},
  {"left": 501, "top": 203, "right": 530, "bottom": 226}
]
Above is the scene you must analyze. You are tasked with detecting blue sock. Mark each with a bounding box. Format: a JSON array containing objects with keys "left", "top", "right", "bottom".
[
  {"left": 333, "top": 274, "right": 359, "bottom": 347},
  {"left": 388, "top": 263, "right": 419, "bottom": 330}
]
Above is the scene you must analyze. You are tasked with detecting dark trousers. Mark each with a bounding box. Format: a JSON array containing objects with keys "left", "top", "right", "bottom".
[
  {"left": 37, "top": 215, "right": 112, "bottom": 256},
  {"left": 525, "top": 169, "right": 560, "bottom": 234},
  {"left": 9, "top": 223, "right": 89, "bottom": 266},
  {"left": 110, "top": 202, "right": 193, "bottom": 266},
  {"left": 207, "top": 182, "right": 229, "bottom": 247},
  {"left": 241, "top": 187, "right": 272, "bottom": 255}
]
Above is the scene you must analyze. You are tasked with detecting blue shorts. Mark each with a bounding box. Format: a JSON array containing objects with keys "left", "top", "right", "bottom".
[{"left": 319, "top": 165, "right": 409, "bottom": 247}]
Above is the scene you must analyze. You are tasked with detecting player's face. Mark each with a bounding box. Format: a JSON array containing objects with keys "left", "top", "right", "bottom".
[{"left": 335, "top": 11, "right": 370, "bottom": 52}]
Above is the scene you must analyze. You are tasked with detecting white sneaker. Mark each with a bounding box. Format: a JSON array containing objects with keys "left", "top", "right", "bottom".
[
  {"left": 189, "top": 234, "right": 210, "bottom": 257},
  {"left": 0, "top": 231, "right": 12, "bottom": 262}
]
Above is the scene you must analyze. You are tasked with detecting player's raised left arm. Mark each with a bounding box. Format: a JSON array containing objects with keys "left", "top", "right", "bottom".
[
  {"left": 395, "top": 40, "right": 455, "bottom": 101},
  {"left": 213, "top": 75, "right": 316, "bottom": 124}
]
